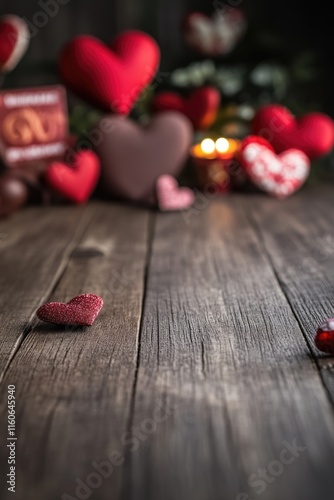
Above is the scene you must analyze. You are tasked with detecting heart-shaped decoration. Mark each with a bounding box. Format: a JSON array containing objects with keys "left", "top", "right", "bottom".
[
  {"left": 252, "top": 105, "right": 334, "bottom": 159},
  {"left": 152, "top": 87, "right": 220, "bottom": 130},
  {"left": 315, "top": 318, "right": 334, "bottom": 354},
  {"left": 37, "top": 294, "right": 104, "bottom": 326},
  {"left": 0, "top": 15, "right": 30, "bottom": 72},
  {"left": 156, "top": 175, "right": 195, "bottom": 211},
  {"left": 184, "top": 8, "right": 246, "bottom": 56},
  {"left": 94, "top": 112, "right": 192, "bottom": 204},
  {"left": 45, "top": 150, "right": 100, "bottom": 204},
  {"left": 59, "top": 31, "right": 160, "bottom": 114},
  {"left": 239, "top": 136, "right": 310, "bottom": 198}
]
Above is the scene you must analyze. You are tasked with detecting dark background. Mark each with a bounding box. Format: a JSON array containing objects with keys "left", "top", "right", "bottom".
[{"left": 1, "top": 0, "right": 334, "bottom": 115}]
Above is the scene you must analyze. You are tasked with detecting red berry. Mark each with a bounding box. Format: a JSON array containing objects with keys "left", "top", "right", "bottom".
[{"left": 315, "top": 318, "right": 334, "bottom": 354}]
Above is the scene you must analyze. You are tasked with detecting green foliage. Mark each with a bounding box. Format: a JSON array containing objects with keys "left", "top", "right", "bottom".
[{"left": 69, "top": 104, "right": 102, "bottom": 138}]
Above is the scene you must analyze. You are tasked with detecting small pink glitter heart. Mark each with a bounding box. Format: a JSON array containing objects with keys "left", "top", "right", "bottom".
[
  {"left": 156, "top": 175, "right": 195, "bottom": 211},
  {"left": 36, "top": 294, "right": 104, "bottom": 326}
]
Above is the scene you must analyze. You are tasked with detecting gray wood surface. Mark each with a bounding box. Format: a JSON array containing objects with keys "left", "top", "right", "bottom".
[
  {"left": 0, "top": 204, "right": 90, "bottom": 380},
  {"left": 126, "top": 194, "right": 334, "bottom": 500},
  {"left": 0, "top": 202, "right": 151, "bottom": 499},
  {"left": 245, "top": 186, "right": 334, "bottom": 399},
  {"left": 0, "top": 189, "right": 334, "bottom": 500}
]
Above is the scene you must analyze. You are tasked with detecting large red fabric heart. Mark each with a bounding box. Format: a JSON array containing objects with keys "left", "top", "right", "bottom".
[
  {"left": 315, "top": 318, "right": 334, "bottom": 354},
  {"left": 0, "top": 15, "right": 30, "bottom": 72},
  {"left": 252, "top": 105, "right": 334, "bottom": 159},
  {"left": 59, "top": 31, "right": 160, "bottom": 114},
  {"left": 152, "top": 87, "right": 220, "bottom": 130},
  {"left": 183, "top": 8, "right": 246, "bottom": 56},
  {"left": 94, "top": 112, "right": 192, "bottom": 204},
  {"left": 45, "top": 150, "right": 100, "bottom": 204},
  {"left": 37, "top": 294, "right": 104, "bottom": 326},
  {"left": 239, "top": 136, "right": 310, "bottom": 198}
]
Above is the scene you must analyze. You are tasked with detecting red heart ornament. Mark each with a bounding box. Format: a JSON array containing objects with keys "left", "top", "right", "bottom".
[
  {"left": 94, "top": 112, "right": 192, "bottom": 204},
  {"left": 252, "top": 105, "right": 334, "bottom": 159},
  {"left": 0, "top": 15, "right": 30, "bottom": 72},
  {"left": 239, "top": 136, "right": 310, "bottom": 198},
  {"left": 157, "top": 175, "right": 195, "bottom": 211},
  {"left": 184, "top": 8, "right": 246, "bottom": 56},
  {"left": 45, "top": 150, "right": 100, "bottom": 204},
  {"left": 152, "top": 87, "right": 220, "bottom": 130},
  {"left": 315, "top": 318, "right": 334, "bottom": 354},
  {"left": 59, "top": 31, "right": 160, "bottom": 114},
  {"left": 37, "top": 294, "right": 104, "bottom": 326}
]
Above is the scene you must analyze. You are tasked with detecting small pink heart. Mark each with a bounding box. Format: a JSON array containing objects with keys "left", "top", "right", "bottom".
[
  {"left": 36, "top": 294, "right": 104, "bottom": 326},
  {"left": 156, "top": 175, "right": 195, "bottom": 211}
]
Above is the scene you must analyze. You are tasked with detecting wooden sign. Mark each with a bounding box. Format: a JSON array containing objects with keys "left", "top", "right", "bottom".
[{"left": 0, "top": 85, "right": 68, "bottom": 168}]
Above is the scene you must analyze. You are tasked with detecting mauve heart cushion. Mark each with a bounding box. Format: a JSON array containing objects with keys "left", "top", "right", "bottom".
[{"left": 93, "top": 112, "right": 192, "bottom": 204}]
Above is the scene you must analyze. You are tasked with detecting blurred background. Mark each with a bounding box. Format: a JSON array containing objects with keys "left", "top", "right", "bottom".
[
  {"left": 1, "top": 0, "right": 334, "bottom": 180},
  {"left": 2, "top": 0, "right": 333, "bottom": 112}
]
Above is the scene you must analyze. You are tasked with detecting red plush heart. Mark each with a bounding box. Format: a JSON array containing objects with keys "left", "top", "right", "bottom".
[
  {"left": 37, "top": 294, "right": 104, "bottom": 326},
  {"left": 45, "top": 150, "right": 100, "bottom": 204},
  {"left": 183, "top": 8, "right": 246, "bottom": 56},
  {"left": 152, "top": 87, "right": 220, "bottom": 130},
  {"left": 59, "top": 31, "right": 160, "bottom": 114},
  {"left": 94, "top": 112, "right": 192, "bottom": 204},
  {"left": 156, "top": 175, "right": 195, "bottom": 211},
  {"left": 0, "top": 15, "right": 30, "bottom": 72},
  {"left": 252, "top": 105, "right": 334, "bottom": 159},
  {"left": 239, "top": 136, "right": 310, "bottom": 198},
  {"left": 315, "top": 318, "right": 334, "bottom": 354}
]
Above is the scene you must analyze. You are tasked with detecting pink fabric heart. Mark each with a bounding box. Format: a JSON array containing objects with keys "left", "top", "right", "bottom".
[
  {"left": 240, "top": 138, "right": 310, "bottom": 198},
  {"left": 36, "top": 294, "right": 104, "bottom": 326},
  {"left": 156, "top": 175, "right": 195, "bottom": 211}
]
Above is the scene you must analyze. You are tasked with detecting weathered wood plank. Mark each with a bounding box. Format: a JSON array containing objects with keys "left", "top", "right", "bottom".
[
  {"left": 0, "top": 203, "right": 151, "bottom": 500},
  {"left": 246, "top": 185, "right": 334, "bottom": 399},
  {"left": 0, "top": 205, "right": 92, "bottom": 380},
  {"left": 125, "top": 197, "right": 334, "bottom": 500}
]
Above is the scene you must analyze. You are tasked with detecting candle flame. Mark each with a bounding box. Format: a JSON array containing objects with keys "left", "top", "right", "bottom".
[
  {"left": 201, "top": 138, "right": 215, "bottom": 155},
  {"left": 215, "top": 138, "right": 230, "bottom": 154}
]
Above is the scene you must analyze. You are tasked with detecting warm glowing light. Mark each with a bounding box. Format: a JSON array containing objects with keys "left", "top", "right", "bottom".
[
  {"left": 215, "top": 137, "right": 230, "bottom": 154},
  {"left": 201, "top": 138, "right": 215, "bottom": 155},
  {"left": 191, "top": 137, "right": 240, "bottom": 159}
]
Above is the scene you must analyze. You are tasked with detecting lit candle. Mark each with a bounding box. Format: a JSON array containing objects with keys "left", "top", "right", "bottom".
[
  {"left": 190, "top": 137, "right": 240, "bottom": 193},
  {"left": 201, "top": 138, "right": 216, "bottom": 155}
]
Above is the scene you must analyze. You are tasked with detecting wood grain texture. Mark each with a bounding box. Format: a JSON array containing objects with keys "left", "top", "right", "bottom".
[
  {"left": 0, "top": 204, "right": 91, "bottom": 380},
  {"left": 246, "top": 185, "right": 334, "bottom": 399},
  {"left": 1, "top": 190, "right": 334, "bottom": 500},
  {"left": 124, "top": 196, "right": 334, "bottom": 500},
  {"left": 0, "top": 203, "right": 151, "bottom": 500}
]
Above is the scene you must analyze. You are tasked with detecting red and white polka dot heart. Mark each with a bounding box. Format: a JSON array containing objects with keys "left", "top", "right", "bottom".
[{"left": 239, "top": 137, "right": 310, "bottom": 198}]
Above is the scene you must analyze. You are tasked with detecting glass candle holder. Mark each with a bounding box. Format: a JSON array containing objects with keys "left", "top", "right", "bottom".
[{"left": 190, "top": 137, "right": 240, "bottom": 193}]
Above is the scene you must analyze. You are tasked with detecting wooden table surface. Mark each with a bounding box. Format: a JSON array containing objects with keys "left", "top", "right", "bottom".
[{"left": 1, "top": 185, "right": 334, "bottom": 500}]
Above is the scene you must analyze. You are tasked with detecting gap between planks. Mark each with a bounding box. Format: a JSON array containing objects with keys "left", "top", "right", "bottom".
[{"left": 125, "top": 210, "right": 157, "bottom": 448}]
